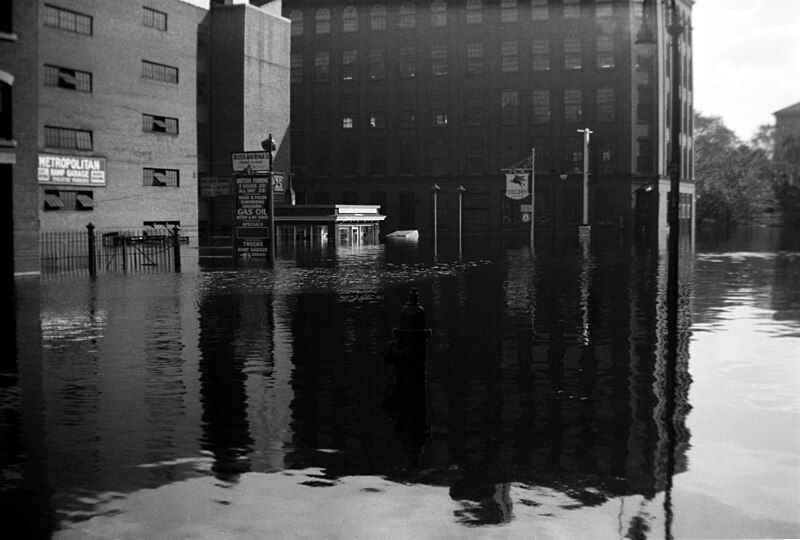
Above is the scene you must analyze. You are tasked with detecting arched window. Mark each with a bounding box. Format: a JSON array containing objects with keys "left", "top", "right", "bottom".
[
  {"left": 430, "top": 0, "right": 447, "bottom": 26},
  {"left": 370, "top": 4, "right": 386, "bottom": 30},
  {"left": 398, "top": 2, "right": 416, "bottom": 29},
  {"left": 466, "top": 0, "right": 482, "bottom": 24},
  {"left": 343, "top": 5, "right": 358, "bottom": 32},
  {"left": 316, "top": 8, "right": 330, "bottom": 34},
  {"left": 289, "top": 10, "right": 302, "bottom": 36}
]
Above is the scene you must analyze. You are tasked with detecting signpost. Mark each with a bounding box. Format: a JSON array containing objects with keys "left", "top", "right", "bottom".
[
  {"left": 231, "top": 135, "right": 277, "bottom": 265},
  {"left": 503, "top": 148, "right": 535, "bottom": 253}
]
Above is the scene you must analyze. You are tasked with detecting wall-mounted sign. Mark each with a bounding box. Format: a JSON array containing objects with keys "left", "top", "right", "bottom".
[
  {"left": 38, "top": 154, "right": 106, "bottom": 187},
  {"left": 272, "top": 172, "right": 286, "bottom": 194},
  {"left": 200, "top": 177, "right": 231, "bottom": 197}
]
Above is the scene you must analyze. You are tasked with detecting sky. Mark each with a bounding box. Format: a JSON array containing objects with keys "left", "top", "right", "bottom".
[
  {"left": 184, "top": 0, "right": 800, "bottom": 141},
  {"left": 692, "top": 0, "right": 800, "bottom": 141}
]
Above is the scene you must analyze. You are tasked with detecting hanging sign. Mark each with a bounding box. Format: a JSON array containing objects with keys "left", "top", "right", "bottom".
[{"left": 505, "top": 173, "right": 529, "bottom": 200}]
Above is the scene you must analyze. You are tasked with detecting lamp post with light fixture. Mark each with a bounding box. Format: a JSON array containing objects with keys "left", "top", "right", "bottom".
[
  {"left": 577, "top": 127, "right": 593, "bottom": 243},
  {"left": 431, "top": 183, "right": 441, "bottom": 259}
]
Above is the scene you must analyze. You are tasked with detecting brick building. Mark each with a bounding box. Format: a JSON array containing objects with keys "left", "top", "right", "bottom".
[
  {"left": 2, "top": 0, "right": 289, "bottom": 276},
  {"left": 283, "top": 0, "right": 694, "bottom": 245},
  {"left": 774, "top": 100, "right": 800, "bottom": 171}
]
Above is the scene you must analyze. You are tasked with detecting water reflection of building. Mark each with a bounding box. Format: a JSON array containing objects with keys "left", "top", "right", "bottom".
[
  {"left": 280, "top": 243, "right": 692, "bottom": 525},
  {"left": 283, "top": 0, "right": 694, "bottom": 243},
  {"left": 3, "top": 0, "right": 289, "bottom": 275}
]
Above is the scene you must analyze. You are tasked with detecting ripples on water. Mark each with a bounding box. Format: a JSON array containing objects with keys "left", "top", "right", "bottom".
[{"left": 4, "top": 228, "right": 800, "bottom": 538}]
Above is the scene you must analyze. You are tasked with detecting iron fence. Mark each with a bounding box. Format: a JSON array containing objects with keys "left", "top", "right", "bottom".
[{"left": 40, "top": 224, "right": 182, "bottom": 278}]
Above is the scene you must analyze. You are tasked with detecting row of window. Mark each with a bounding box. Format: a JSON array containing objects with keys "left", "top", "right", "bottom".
[
  {"left": 297, "top": 88, "right": 616, "bottom": 130},
  {"left": 293, "top": 139, "right": 616, "bottom": 178},
  {"left": 43, "top": 4, "right": 168, "bottom": 36},
  {"left": 44, "top": 60, "right": 180, "bottom": 93},
  {"left": 292, "top": 38, "right": 615, "bottom": 83},
  {"left": 291, "top": 0, "right": 622, "bottom": 35},
  {"left": 44, "top": 113, "right": 179, "bottom": 152}
]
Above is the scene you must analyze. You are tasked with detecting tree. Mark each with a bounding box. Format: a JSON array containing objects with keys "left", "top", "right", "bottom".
[{"left": 693, "top": 112, "right": 776, "bottom": 225}]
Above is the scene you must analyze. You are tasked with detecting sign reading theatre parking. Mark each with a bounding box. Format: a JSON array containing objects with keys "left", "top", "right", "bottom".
[
  {"left": 232, "top": 151, "right": 269, "bottom": 174},
  {"left": 234, "top": 176, "right": 270, "bottom": 258},
  {"left": 38, "top": 154, "right": 107, "bottom": 187}
]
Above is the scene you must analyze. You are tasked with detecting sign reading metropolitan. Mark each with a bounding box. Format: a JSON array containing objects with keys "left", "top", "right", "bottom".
[
  {"left": 234, "top": 175, "right": 270, "bottom": 258},
  {"left": 38, "top": 154, "right": 107, "bottom": 187},
  {"left": 505, "top": 173, "right": 529, "bottom": 200}
]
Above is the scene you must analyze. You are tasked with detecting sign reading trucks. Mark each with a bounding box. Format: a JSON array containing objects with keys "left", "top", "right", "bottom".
[{"left": 38, "top": 154, "right": 107, "bottom": 187}]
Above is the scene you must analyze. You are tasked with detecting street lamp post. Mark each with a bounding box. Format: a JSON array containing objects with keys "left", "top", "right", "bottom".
[
  {"left": 457, "top": 185, "right": 466, "bottom": 257},
  {"left": 577, "top": 128, "right": 593, "bottom": 243},
  {"left": 262, "top": 133, "right": 277, "bottom": 265},
  {"left": 431, "top": 183, "right": 441, "bottom": 259}
]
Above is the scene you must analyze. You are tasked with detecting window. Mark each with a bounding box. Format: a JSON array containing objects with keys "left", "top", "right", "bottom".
[
  {"left": 564, "top": 37, "right": 582, "bottom": 69},
  {"left": 637, "top": 139, "right": 653, "bottom": 173},
  {"left": 370, "top": 4, "right": 386, "bottom": 30},
  {"left": 597, "top": 35, "right": 614, "bottom": 68},
  {"left": 431, "top": 0, "right": 447, "bottom": 26},
  {"left": 44, "top": 65, "right": 92, "bottom": 92},
  {"left": 370, "top": 144, "right": 386, "bottom": 175},
  {"left": 143, "top": 114, "right": 179, "bottom": 135},
  {"left": 143, "top": 168, "right": 179, "bottom": 187},
  {"left": 399, "top": 2, "right": 416, "bottom": 29},
  {"left": 44, "top": 4, "right": 93, "bottom": 35},
  {"left": 431, "top": 108, "right": 448, "bottom": 127},
  {"left": 290, "top": 10, "right": 303, "bottom": 35},
  {"left": 501, "top": 41, "right": 519, "bottom": 72},
  {"left": 596, "top": 88, "right": 614, "bottom": 122},
  {"left": 431, "top": 45, "right": 447, "bottom": 76},
  {"left": 563, "top": 0, "right": 580, "bottom": 19},
  {"left": 45, "top": 126, "right": 92, "bottom": 150},
  {"left": 342, "top": 144, "right": 358, "bottom": 175},
  {"left": 465, "top": 105, "right": 485, "bottom": 126},
  {"left": 466, "top": 137, "right": 484, "bottom": 172},
  {"left": 315, "top": 8, "right": 330, "bottom": 34},
  {"left": 43, "top": 190, "right": 94, "bottom": 211},
  {"left": 369, "top": 111, "right": 386, "bottom": 128},
  {"left": 142, "top": 60, "right": 178, "bottom": 83},
  {"left": 314, "top": 52, "right": 330, "bottom": 82},
  {"left": 601, "top": 148, "right": 612, "bottom": 174},
  {"left": 564, "top": 89, "right": 582, "bottom": 122},
  {"left": 501, "top": 91, "right": 518, "bottom": 125},
  {"left": 400, "top": 142, "right": 416, "bottom": 175},
  {"left": 0, "top": 81, "right": 11, "bottom": 140},
  {"left": 466, "top": 43, "right": 484, "bottom": 74},
  {"left": 369, "top": 49, "right": 385, "bottom": 80},
  {"left": 342, "top": 49, "right": 358, "bottom": 80},
  {"left": 500, "top": 0, "right": 517, "bottom": 22},
  {"left": 342, "top": 116, "right": 354, "bottom": 129},
  {"left": 290, "top": 53, "right": 303, "bottom": 83},
  {"left": 399, "top": 47, "right": 417, "bottom": 78},
  {"left": 343, "top": 6, "right": 358, "bottom": 32},
  {"left": 143, "top": 7, "right": 167, "bottom": 31},
  {"left": 532, "top": 90, "right": 550, "bottom": 124},
  {"left": 531, "top": 0, "right": 549, "bottom": 20},
  {"left": 637, "top": 84, "right": 652, "bottom": 122},
  {"left": 399, "top": 96, "right": 416, "bottom": 128},
  {"left": 532, "top": 39, "right": 550, "bottom": 71},
  {"left": 466, "top": 0, "right": 482, "bottom": 24},
  {"left": 429, "top": 142, "right": 447, "bottom": 176},
  {"left": 595, "top": 0, "right": 613, "bottom": 18}
]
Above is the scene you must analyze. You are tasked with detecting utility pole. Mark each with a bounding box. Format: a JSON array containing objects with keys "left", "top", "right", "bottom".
[{"left": 577, "top": 127, "right": 593, "bottom": 243}]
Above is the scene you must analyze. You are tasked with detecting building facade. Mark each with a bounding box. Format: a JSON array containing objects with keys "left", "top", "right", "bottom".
[
  {"left": 283, "top": 0, "right": 694, "bottom": 245},
  {"left": 2, "top": 0, "right": 290, "bottom": 276}
]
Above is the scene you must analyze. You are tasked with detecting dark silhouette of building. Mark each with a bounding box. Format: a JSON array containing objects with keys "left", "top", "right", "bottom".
[{"left": 284, "top": 0, "right": 694, "bottom": 245}]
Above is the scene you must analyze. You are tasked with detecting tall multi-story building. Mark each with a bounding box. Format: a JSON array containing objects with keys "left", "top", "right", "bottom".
[
  {"left": 284, "top": 0, "right": 694, "bottom": 244},
  {"left": 2, "top": 0, "right": 290, "bottom": 276}
]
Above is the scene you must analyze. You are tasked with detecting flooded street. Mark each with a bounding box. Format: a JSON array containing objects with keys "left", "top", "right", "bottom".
[{"left": 4, "top": 227, "right": 799, "bottom": 539}]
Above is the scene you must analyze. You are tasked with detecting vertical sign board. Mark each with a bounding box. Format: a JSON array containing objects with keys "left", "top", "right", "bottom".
[{"left": 234, "top": 175, "right": 272, "bottom": 259}]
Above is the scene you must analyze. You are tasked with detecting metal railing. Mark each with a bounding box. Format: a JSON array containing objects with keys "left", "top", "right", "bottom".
[{"left": 40, "top": 223, "right": 182, "bottom": 278}]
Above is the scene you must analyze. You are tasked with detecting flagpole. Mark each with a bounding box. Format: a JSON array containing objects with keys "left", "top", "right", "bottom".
[{"left": 530, "top": 147, "right": 535, "bottom": 254}]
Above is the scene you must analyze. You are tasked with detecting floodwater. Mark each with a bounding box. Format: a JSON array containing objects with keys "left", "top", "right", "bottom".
[{"left": 3, "top": 227, "right": 799, "bottom": 539}]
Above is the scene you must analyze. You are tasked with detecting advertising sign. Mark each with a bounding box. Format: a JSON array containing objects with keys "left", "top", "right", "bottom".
[
  {"left": 38, "top": 154, "right": 107, "bottom": 187},
  {"left": 272, "top": 172, "right": 286, "bottom": 194},
  {"left": 231, "top": 151, "right": 269, "bottom": 174},
  {"left": 200, "top": 177, "right": 231, "bottom": 198},
  {"left": 505, "top": 173, "right": 529, "bottom": 200},
  {"left": 234, "top": 176, "right": 271, "bottom": 258}
]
